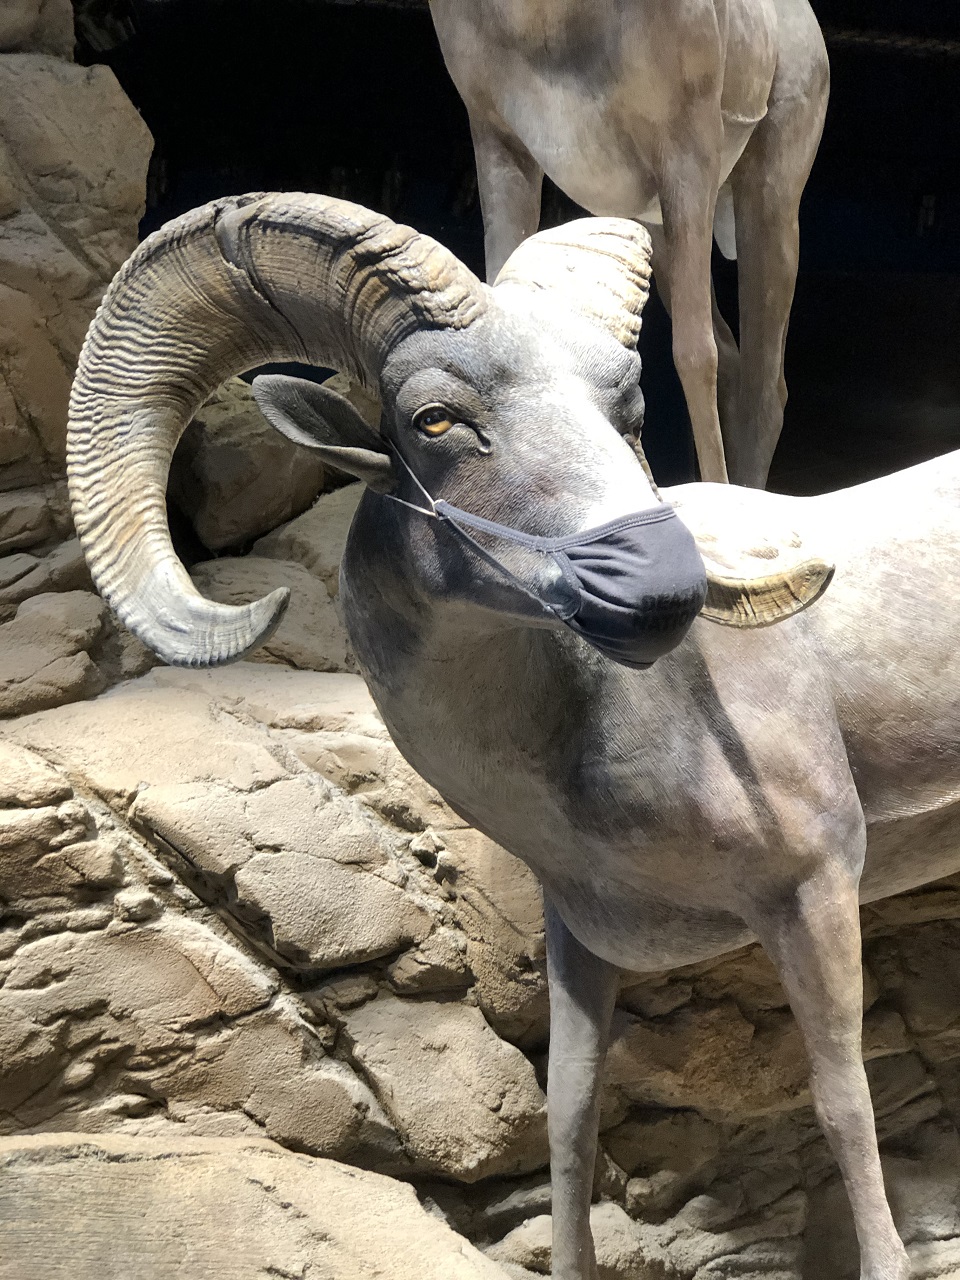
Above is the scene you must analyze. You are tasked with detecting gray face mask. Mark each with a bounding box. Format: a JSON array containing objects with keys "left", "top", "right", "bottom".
[{"left": 384, "top": 447, "right": 707, "bottom": 670}]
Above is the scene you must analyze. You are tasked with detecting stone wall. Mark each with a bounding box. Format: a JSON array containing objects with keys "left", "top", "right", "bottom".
[
  {"left": 0, "top": 1, "right": 337, "bottom": 597},
  {"left": 0, "top": 2, "right": 150, "bottom": 557}
]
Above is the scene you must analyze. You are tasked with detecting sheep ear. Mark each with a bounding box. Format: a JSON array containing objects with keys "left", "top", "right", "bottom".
[{"left": 252, "top": 374, "right": 396, "bottom": 492}]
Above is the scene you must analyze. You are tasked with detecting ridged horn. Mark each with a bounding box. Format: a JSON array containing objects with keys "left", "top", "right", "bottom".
[
  {"left": 67, "top": 192, "right": 486, "bottom": 667},
  {"left": 701, "top": 558, "right": 835, "bottom": 627},
  {"left": 493, "top": 218, "right": 653, "bottom": 349}
]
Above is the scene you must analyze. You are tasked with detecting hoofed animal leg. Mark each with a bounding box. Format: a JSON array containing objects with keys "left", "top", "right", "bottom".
[
  {"left": 728, "top": 35, "right": 829, "bottom": 487},
  {"left": 644, "top": 223, "right": 741, "bottom": 455},
  {"left": 749, "top": 866, "right": 910, "bottom": 1280},
  {"left": 658, "top": 147, "right": 729, "bottom": 484},
  {"left": 469, "top": 115, "right": 543, "bottom": 282},
  {"left": 544, "top": 894, "right": 619, "bottom": 1280},
  {"left": 712, "top": 284, "right": 741, "bottom": 448}
]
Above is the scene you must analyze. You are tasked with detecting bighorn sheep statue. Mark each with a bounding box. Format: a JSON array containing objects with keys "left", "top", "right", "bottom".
[
  {"left": 427, "top": 0, "right": 830, "bottom": 488},
  {"left": 68, "top": 193, "right": 944, "bottom": 1280}
]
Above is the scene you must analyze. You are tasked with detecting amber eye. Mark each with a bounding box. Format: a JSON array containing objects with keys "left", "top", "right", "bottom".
[{"left": 414, "top": 406, "right": 455, "bottom": 436}]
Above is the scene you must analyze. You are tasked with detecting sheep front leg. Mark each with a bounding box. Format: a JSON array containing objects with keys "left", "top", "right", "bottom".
[
  {"left": 544, "top": 893, "right": 619, "bottom": 1280},
  {"left": 658, "top": 135, "right": 729, "bottom": 484},
  {"left": 469, "top": 114, "right": 543, "bottom": 281},
  {"left": 726, "top": 19, "right": 828, "bottom": 487},
  {"left": 644, "top": 222, "right": 741, "bottom": 458},
  {"left": 748, "top": 864, "right": 910, "bottom": 1280}
]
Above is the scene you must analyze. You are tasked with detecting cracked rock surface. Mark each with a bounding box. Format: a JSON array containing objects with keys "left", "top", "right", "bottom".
[
  {"left": 0, "top": 1133, "right": 508, "bottom": 1280},
  {"left": 0, "top": 665, "right": 547, "bottom": 1185},
  {"left": 169, "top": 377, "right": 330, "bottom": 553},
  {"left": 0, "top": 47, "right": 150, "bottom": 510}
]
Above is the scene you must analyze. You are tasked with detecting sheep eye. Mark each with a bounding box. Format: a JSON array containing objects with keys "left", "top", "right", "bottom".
[{"left": 414, "top": 406, "right": 455, "bottom": 436}]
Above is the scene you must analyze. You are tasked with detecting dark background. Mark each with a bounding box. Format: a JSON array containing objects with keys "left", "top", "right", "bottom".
[{"left": 76, "top": 0, "right": 960, "bottom": 492}]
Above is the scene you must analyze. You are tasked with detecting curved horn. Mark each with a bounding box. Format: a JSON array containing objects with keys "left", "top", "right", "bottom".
[
  {"left": 701, "top": 558, "right": 835, "bottom": 627},
  {"left": 667, "top": 487, "right": 836, "bottom": 627},
  {"left": 68, "top": 192, "right": 486, "bottom": 667},
  {"left": 492, "top": 218, "right": 653, "bottom": 349}
]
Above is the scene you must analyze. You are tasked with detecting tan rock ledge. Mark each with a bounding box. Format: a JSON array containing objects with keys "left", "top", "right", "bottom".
[{"left": 0, "top": 1132, "right": 510, "bottom": 1280}]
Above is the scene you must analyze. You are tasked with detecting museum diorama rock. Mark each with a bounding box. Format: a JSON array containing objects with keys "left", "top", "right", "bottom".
[{"left": 1, "top": 6, "right": 960, "bottom": 1280}]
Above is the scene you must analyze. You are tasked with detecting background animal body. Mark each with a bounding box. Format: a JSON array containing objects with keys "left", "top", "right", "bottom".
[{"left": 429, "top": 0, "right": 829, "bottom": 488}]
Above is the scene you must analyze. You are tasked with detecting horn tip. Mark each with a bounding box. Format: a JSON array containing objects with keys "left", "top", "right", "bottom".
[
  {"left": 235, "top": 584, "right": 292, "bottom": 657},
  {"left": 119, "top": 581, "right": 292, "bottom": 669},
  {"left": 700, "top": 557, "right": 836, "bottom": 630},
  {"left": 196, "top": 585, "right": 292, "bottom": 668}
]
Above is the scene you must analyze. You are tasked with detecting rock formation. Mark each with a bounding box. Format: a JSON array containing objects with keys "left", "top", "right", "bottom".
[
  {"left": 0, "top": 1134, "right": 508, "bottom": 1279},
  {"left": 2, "top": 9, "right": 960, "bottom": 1278},
  {"left": 0, "top": 10, "right": 150, "bottom": 550},
  {"left": 0, "top": 4, "right": 336, "bottom": 592}
]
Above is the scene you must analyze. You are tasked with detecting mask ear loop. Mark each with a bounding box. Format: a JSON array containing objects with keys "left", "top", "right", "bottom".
[
  {"left": 383, "top": 442, "right": 440, "bottom": 517},
  {"left": 437, "top": 516, "right": 580, "bottom": 621},
  {"left": 383, "top": 443, "right": 578, "bottom": 622}
]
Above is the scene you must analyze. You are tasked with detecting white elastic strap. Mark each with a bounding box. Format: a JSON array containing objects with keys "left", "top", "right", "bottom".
[{"left": 386, "top": 443, "right": 439, "bottom": 517}]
